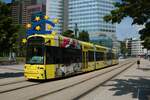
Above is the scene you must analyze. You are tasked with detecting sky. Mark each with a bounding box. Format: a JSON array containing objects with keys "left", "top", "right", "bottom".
[
  {"left": 3, "top": 0, "right": 141, "bottom": 41},
  {"left": 3, "top": 0, "right": 11, "bottom": 3},
  {"left": 116, "top": 17, "right": 141, "bottom": 41}
]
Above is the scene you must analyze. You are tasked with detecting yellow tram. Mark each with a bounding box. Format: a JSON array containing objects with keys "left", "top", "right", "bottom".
[
  {"left": 24, "top": 34, "right": 118, "bottom": 80},
  {"left": 24, "top": 15, "right": 118, "bottom": 80}
]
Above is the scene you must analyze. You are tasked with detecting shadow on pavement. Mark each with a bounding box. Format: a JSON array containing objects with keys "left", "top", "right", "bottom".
[
  {"left": 138, "top": 67, "right": 150, "bottom": 71},
  {"left": 125, "top": 75, "right": 150, "bottom": 78},
  {"left": 102, "top": 78, "right": 150, "bottom": 99},
  {"left": 0, "top": 72, "right": 23, "bottom": 79}
]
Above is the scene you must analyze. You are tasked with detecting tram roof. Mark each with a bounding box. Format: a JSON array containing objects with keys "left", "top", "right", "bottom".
[
  {"left": 28, "top": 34, "right": 115, "bottom": 51},
  {"left": 27, "top": 34, "right": 55, "bottom": 39}
]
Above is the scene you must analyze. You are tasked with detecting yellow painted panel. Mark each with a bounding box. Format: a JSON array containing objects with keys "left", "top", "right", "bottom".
[
  {"left": 86, "top": 62, "right": 95, "bottom": 71},
  {"left": 24, "top": 64, "right": 45, "bottom": 79},
  {"left": 45, "top": 65, "right": 55, "bottom": 79},
  {"left": 96, "top": 61, "right": 107, "bottom": 69},
  {"left": 50, "top": 39, "right": 56, "bottom": 46},
  {"left": 112, "top": 59, "right": 119, "bottom": 65}
]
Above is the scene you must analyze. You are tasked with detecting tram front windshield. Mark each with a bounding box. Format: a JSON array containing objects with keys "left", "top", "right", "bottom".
[{"left": 26, "top": 46, "right": 44, "bottom": 64}]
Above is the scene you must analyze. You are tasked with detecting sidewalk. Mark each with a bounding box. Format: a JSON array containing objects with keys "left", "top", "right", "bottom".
[
  {"left": 83, "top": 59, "right": 150, "bottom": 100},
  {"left": 0, "top": 64, "right": 24, "bottom": 71}
]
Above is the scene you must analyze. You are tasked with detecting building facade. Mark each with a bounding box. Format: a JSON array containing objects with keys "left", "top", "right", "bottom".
[
  {"left": 26, "top": 4, "right": 43, "bottom": 23},
  {"left": 125, "top": 38, "right": 132, "bottom": 56},
  {"left": 46, "top": 0, "right": 64, "bottom": 33},
  {"left": 68, "top": 0, "right": 116, "bottom": 40},
  {"left": 131, "top": 39, "right": 147, "bottom": 57},
  {"left": 11, "top": 1, "right": 21, "bottom": 24},
  {"left": 12, "top": 0, "right": 118, "bottom": 48},
  {"left": 11, "top": 0, "right": 45, "bottom": 25},
  {"left": 12, "top": 0, "right": 34, "bottom": 25}
]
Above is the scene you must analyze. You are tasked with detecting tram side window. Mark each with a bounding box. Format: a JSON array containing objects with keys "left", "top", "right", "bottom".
[
  {"left": 96, "top": 52, "right": 104, "bottom": 61},
  {"left": 46, "top": 47, "right": 53, "bottom": 64},
  {"left": 96, "top": 52, "right": 100, "bottom": 61},
  {"left": 46, "top": 46, "right": 82, "bottom": 64},
  {"left": 62, "top": 48, "right": 82, "bottom": 64},
  {"left": 112, "top": 53, "right": 115, "bottom": 59},
  {"left": 46, "top": 46, "right": 62, "bottom": 64},
  {"left": 116, "top": 54, "right": 119, "bottom": 59},
  {"left": 107, "top": 53, "right": 112, "bottom": 60},
  {"left": 100, "top": 52, "right": 104, "bottom": 60},
  {"left": 88, "top": 51, "right": 94, "bottom": 61}
]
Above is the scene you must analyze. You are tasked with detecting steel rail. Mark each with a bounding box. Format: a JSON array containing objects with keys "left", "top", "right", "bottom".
[{"left": 30, "top": 61, "right": 134, "bottom": 100}]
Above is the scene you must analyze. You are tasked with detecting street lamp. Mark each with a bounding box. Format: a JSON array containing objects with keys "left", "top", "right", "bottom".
[{"left": 74, "top": 23, "right": 78, "bottom": 38}]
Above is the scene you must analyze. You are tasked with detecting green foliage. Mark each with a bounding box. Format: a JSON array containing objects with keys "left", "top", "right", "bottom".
[
  {"left": 120, "top": 41, "right": 128, "bottom": 56},
  {"left": 18, "top": 25, "right": 26, "bottom": 36},
  {"left": 142, "top": 37, "right": 150, "bottom": 50},
  {"left": 78, "top": 30, "right": 89, "bottom": 42},
  {"left": 16, "top": 25, "right": 26, "bottom": 56},
  {"left": 62, "top": 30, "right": 75, "bottom": 38},
  {"left": 62, "top": 30, "right": 90, "bottom": 42},
  {"left": 103, "top": 0, "right": 150, "bottom": 49},
  {"left": 0, "top": 2, "right": 19, "bottom": 53}
]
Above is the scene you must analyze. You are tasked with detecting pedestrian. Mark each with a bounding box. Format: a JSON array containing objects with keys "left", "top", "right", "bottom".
[{"left": 137, "top": 59, "right": 140, "bottom": 69}]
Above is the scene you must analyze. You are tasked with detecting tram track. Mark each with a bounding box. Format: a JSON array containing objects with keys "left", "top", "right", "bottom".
[
  {"left": 0, "top": 60, "right": 133, "bottom": 99},
  {"left": 0, "top": 65, "right": 25, "bottom": 87},
  {"left": 0, "top": 81, "right": 41, "bottom": 94},
  {"left": 0, "top": 67, "right": 40, "bottom": 94},
  {"left": 73, "top": 62, "right": 136, "bottom": 100},
  {"left": 0, "top": 79, "right": 26, "bottom": 86},
  {"left": 30, "top": 60, "right": 135, "bottom": 100}
]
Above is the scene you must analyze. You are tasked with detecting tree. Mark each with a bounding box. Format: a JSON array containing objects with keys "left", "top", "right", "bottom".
[
  {"left": 120, "top": 41, "right": 128, "bottom": 57},
  {"left": 103, "top": 0, "right": 150, "bottom": 49},
  {"left": 16, "top": 25, "right": 26, "bottom": 56},
  {"left": 62, "top": 30, "right": 75, "bottom": 38},
  {"left": 0, "top": 2, "right": 19, "bottom": 53},
  {"left": 78, "top": 30, "right": 89, "bottom": 42}
]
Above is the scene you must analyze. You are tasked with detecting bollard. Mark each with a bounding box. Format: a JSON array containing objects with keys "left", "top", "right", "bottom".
[{"left": 137, "top": 60, "right": 140, "bottom": 69}]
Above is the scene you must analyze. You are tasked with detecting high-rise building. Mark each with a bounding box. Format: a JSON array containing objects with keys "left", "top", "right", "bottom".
[
  {"left": 11, "top": 0, "right": 45, "bottom": 25},
  {"left": 63, "top": 0, "right": 69, "bottom": 31},
  {"left": 46, "top": 0, "right": 64, "bottom": 33},
  {"left": 21, "top": 0, "right": 33, "bottom": 25},
  {"left": 11, "top": 1, "right": 21, "bottom": 24},
  {"left": 12, "top": 0, "right": 117, "bottom": 46},
  {"left": 26, "top": 4, "right": 43, "bottom": 23},
  {"left": 68, "top": 0, "right": 117, "bottom": 46}
]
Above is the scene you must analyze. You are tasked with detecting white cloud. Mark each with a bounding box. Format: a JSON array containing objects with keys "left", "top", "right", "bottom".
[{"left": 133, "top": 25, "right": 145, "bottom": 31}]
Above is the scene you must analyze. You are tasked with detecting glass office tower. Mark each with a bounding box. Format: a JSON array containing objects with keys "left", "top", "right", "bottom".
[
  {"left": 46, "top": 0, "right": 64, "bottom": 33},
  {"left": 69, "top": 0, "right": 116, "bottom": 40}
]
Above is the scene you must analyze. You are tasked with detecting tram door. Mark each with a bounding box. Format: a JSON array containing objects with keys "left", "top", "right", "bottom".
[
  {"left": 106, "top": 52, "right": 112, "bottom": 66},
  {"left": 82, "top": 51, "right": 88, "bottom": 70}
]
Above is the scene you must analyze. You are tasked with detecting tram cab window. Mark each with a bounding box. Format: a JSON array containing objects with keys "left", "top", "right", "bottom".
[{"left": 26, "top": 46, "right": 44, "bottom": 64}]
